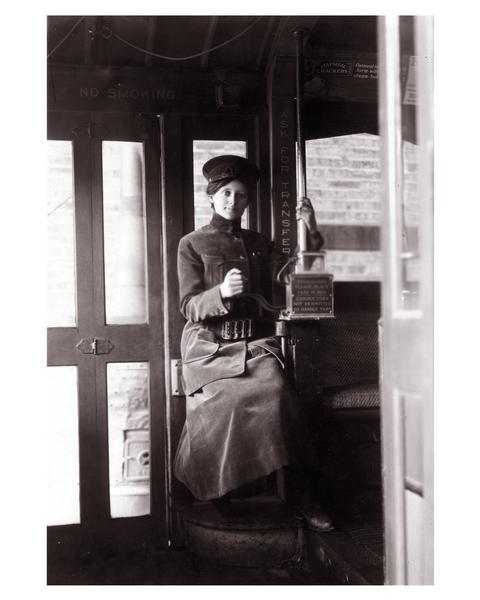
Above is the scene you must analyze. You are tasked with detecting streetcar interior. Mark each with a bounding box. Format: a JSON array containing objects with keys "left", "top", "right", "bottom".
[{"left": 47, "top": 15, "right": 433, "bottom": 585}]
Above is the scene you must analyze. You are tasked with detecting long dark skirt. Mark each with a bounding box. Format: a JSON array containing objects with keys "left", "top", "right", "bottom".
[{"left": 173, "top": 346, "right": 314, "bottom": 501}]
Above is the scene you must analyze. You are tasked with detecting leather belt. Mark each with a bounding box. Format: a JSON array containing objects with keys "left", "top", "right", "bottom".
[{"left": 206, "top": 318, "right": 275, "bottom": 341}]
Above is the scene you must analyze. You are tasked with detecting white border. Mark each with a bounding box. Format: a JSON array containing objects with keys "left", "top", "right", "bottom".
[{"left": 3, "top": 3, "right": 480, "bottom": 596}]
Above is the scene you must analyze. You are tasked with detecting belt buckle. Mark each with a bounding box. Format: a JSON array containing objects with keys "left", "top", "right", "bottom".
[
  {"left": 221, "top": 319, "right": 253, "bottom": 340},
  {"left": 221, "top": 320, "right": 232, "bottom": 339},
  {"left": 234, "top": 320, "right": 243, "bottom": 339}
]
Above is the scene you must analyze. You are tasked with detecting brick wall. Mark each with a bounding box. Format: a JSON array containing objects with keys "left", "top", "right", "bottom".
[
  {"left": 306, "top": 133, "right": 418, "bottom": 280},
  {"left": 306, "top": 133, "right": 382, "bottom": 226},
  {"left": 306, "top": 133, "right": 381, "bottom": 279}
]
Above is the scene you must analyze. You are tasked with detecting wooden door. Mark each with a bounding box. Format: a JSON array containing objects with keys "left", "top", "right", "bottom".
[
  {"left": 47, "top": 111, "right": 167, "bottom": 557},
  {"left": 378, "top": 16, "right": 434, "bottom": 584}
]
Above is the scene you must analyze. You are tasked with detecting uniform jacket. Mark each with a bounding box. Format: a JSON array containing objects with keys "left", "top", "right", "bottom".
[{"left": 178, "top": 212, "right": 322, "bottom": 395}]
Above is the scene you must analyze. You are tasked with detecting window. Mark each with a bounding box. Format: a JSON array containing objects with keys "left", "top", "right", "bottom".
[
  {"left": 47, "top": 140, "right": 76, "bottom": 326},
  {"left": 306, "top": 133, "right": 382, "bottom": 280},
  {"left": 107, "top": 362, "right": 150, "bottom": 518},
  {"left": 47, "top": 366, "right": 80, "bottom": 525},
  {"left": 102, "top": 141, "right": 148, "bottom": 324}
]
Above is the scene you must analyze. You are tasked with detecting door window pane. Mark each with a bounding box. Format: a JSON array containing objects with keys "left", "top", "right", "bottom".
[
  {"left": 103, "top": 142, "right": 148, "bottom": 324},
  {"left": 48, "top": 366, "right": 80, "bottom": 525},
  {"left": 398, "top": 19, "right": 421, "bottom": 310},
  {"left": 193, "top": 140, "right": 248, "bottom": 229},
  {"left": 400, "top": 139, "right": 420, "bottom": 308},
  {"left": 47, "top": 140, "right": 76, "bottom": 326},
  {"left": 107, "top": 362, "right": 150, "bottom": 518}
]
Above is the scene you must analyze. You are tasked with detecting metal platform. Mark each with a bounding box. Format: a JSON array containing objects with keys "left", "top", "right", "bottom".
[
  {"left": 178, "top": 490, "right": 384, "bottom": 584},
  {"left": 178, "top": 496, "right": 305, "bottom": 569},
  {"left": 304, "top": 489, "right": 384, "bottom": 584}
]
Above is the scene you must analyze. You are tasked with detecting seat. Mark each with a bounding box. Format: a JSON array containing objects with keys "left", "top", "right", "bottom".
[{"left": 322, "top": 383, "right": 380, "bottom": 411}]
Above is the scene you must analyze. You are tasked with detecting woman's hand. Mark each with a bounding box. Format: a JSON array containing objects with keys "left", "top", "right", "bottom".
[
  {"left": 296, "top": 196, "right": 318, "bottom": 234},
  {"left": 220, "top": 268, "right": 247, "bottom": 298}
]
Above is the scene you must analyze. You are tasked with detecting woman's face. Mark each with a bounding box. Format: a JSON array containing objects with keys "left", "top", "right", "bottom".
[{"left": 210, "top": 179, "right": 249, "bottom": 221}]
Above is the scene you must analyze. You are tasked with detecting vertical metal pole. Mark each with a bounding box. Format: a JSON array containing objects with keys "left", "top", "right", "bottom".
[{"left": 292, "top": 29, "right": 308, "bottom": 256}]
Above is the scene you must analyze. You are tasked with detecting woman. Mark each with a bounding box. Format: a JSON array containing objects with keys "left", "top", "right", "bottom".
[{"left": 173, "top": 155, "right": 332, "bottom": 531}]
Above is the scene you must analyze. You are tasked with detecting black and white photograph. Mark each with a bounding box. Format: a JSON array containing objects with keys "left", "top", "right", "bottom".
[
  {"left": 43, "top": 10, "right": 434, "bottom": 586},
  {"left": 5, "top": 2, "right": 479, "bottom": 590}
]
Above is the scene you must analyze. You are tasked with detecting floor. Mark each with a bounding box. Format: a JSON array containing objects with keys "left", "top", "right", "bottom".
[
  {"left": 48, "top": 491, "right": 384, "bottom": 585},
  {"left": 48, "top": 549, "right": 315, "bottom": 585}
]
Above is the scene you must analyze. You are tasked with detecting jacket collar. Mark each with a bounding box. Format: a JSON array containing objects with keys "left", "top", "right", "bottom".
[{"left": 210, "top": 212, "right": 242, "bottom": 235}]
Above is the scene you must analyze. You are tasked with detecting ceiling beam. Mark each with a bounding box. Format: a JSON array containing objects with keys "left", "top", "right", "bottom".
[
  {"left": 304, "top": 16, "right": 320, "bottom": 45},
  {"left": 83, "top": 16, "right": 98, "bottom": 65},
  {"left": 265, "top": 16, "right": 291, "bottom": 73},
  {"left": 200, "top": 16, "right": 219, "bottom": 69},
  {"left": 256, "top": 16, "right": 278, "bottom": 70},
  {"left": 266, "top": 16, "right": 324, "bottom": 73},
  {"left": 144, "top": 17, "right": 157, "bottom": 66}
]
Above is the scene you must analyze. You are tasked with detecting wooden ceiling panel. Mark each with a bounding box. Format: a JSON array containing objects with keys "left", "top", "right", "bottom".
[
  {"left": 308, "top": 16, "right": 377, "bottom": 54},
  {"left": 149, "top": 16, "right": 214, "bottom": 68},
  {"left": 206, "top": 16, "right": 267, "bottom": 71},
  {"left": 47, "top": 16, "right": 87, "bottom": 64},
  {"left": 47, "top": 16, "right": 379, "bottom": 71},
  {"left": 102, "top": 16, "right": 155, "bottom": 67}
]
